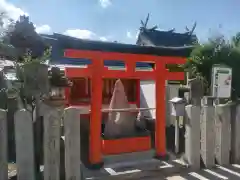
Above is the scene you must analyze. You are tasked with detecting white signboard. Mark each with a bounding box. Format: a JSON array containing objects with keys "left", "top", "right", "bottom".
[{"left": 211, "top": 65, "right": 232, "bottom": 98}]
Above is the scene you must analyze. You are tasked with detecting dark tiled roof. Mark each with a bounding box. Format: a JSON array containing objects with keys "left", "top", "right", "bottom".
[
  {"left": 41, "top": 33, "right": 194, "bottom": 68},
  {"left": 43, "top": 33, "right": 194, "bottom": 57},
  {"left": 136, "top": 29, "right": 198, "bottom": 47}
]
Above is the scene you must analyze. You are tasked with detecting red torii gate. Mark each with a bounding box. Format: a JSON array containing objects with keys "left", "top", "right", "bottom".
[{"left": 64, "top": 49, "right": 185, "bottom": 165}]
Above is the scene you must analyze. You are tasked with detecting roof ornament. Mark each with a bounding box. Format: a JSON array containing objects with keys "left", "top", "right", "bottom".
[
  {"left": 185, "top": 21, "right": 197, "bottom": 36},
  {"left": 140, "top": 13, "right": 149, "bottom": 29},
  {"left": 140, "top": 13, "right": 158, "bottom": 32}
]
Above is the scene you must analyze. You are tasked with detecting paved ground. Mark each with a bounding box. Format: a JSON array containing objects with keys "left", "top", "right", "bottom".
[
  {"left": 8, "top": 150, "right": 240, "bottom": 180},
  {"left": 82, "top": 151, "right": 240, "bottom": 180},
  {"left": 84, "top": 161, "right": 240, "bottom": 180},
  {"left": 165, "top": 164, "right": 240, "bottom": 180}
]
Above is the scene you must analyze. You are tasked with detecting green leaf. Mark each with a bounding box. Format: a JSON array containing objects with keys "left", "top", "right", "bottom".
[{"left": 185, "top": 32, "right": 240, "bottom": 99}]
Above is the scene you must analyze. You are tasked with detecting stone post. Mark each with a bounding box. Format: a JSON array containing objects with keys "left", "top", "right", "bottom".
[
  {"left": 34, "top": 94, "right": 43, "bottom": 176},
  {"left": 64, "top": 107, "right": 82, "bottom": 180},
  {"left": 185, "top": 104, "right": 201, "bottom": 170},
  {"left": 231, "top": 101, "right": 240, "bottom": 163},
  {"left": 201, "top": 97, "right": 215, "bottom": 168},
  {"left": 0, "top": 109, "right": 7, "bottom": 180},
  {"left": 7, "top": 97, "right": 18, "bottom": 162},
  {"left": 43, "top": 106, "right": 61, "bottom": 180},
  {"left": 184, "top": 77, "right": 203, "bottom": 170},
  {"left": 188, "top": 78, "right": 204, "bottom": 107},
  {"left": 215, "top": 103, "right": 231, "bottom": 165},
  {"left": 15, "top": 109, "right": 36, "bottom": 180}
]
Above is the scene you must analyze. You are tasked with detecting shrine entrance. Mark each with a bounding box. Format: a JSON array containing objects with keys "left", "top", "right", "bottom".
[{"left": 64, "top": 49, "right": 186, "bottom": 166}]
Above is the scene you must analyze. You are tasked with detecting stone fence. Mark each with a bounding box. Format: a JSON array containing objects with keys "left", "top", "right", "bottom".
[
  {"left": 1, "top": 98, "right": 240, "bottom": 179},
  {"left": 0, "top": 104, "right": 83, "bottom": 180},
  {"left": 184, "top": 98, "right": 240, "bottom": 170}
]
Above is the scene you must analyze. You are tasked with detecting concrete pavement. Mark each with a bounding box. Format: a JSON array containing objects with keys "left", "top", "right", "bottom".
[{"left": 83, "top": 151, "right": 240, "bottom": 180}]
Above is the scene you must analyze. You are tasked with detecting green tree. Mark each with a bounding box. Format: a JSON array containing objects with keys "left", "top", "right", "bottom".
[
  {"left": 0, "top": 11, "right": 15, "bottom": 38},
  {"left": 8, "top": 15, "right": 48, "bottom": 61},
  {"left": 0, "top": 11, "right": 17, "bottom": 59},
  {"left": 231, "top": 32, "right": 240, "bottom": 48},
  {"left": 185, "top": 33, "right": 240, "bottom": 99},
  {"left": 1, "top": 13, "right": 49, "bottom": 62}
]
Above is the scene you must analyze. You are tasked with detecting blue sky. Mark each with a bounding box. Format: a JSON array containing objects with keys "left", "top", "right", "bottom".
[{"left": 1, "top": 0, "right": 240, "bottom": 44}]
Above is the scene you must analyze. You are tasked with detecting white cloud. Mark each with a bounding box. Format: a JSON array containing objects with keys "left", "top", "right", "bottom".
[
  {"left": 126, "top": 31, "right": 140, "bottom": 41},
  {"left": 99, "top": 0, "right": 112, "bottom": 8},
  {"left": 64, "top": 29, "right": 97, "bottom": 39},
  {"left": 99, "top": 36, "right": 108, "bottom": 41},
  {"left": 64, "top": 29, "right": 108, "bottom": 41},
  {"left": 35, "top": 24, "right": 51, "bottom": 34},
  {"left": 0, "top": 0, "right": 28, "bottom": 21},
  {"left": 126, "top": 31, "right": 132, "bottom": 39},
  {"left": 0, "top": 0, "right": 51, "bottom": 34}
]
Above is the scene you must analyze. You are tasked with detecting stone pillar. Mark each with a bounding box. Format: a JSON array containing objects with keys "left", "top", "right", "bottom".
[
  {"left": 15, "top": 109, "right": 36, "bottom": 180},
  {"left": 7, "top": 97, "right": 18, "bottom": 162},
  {"left": 215, "top": 103, "right": 231, "bottom": 165},
  {"left": 43, "top": 107, "right": 61, "bottom": 180},
  {"left": 0, "top": 109, "right": 7, "bottom": 180},
  {"left": 188, "top": 78, "right": 204, "bottom": 107},
  {"left": 185, "top": 104, "right": 201, "bottom": 170},
  {"left": 201, "top": 97, "right": 215, "bottom": 168},
  {"left": 34, "top": 94, "right": 43, "bottom": 174},
  {"left": 64, "top": 107, "right": 82, "bottom": 180},
  {"left": 231, "top": 102, "right": 240, "bottom": 163},
  {"left": 183, "top": 77, "right": 203, "bottom": 170}
]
